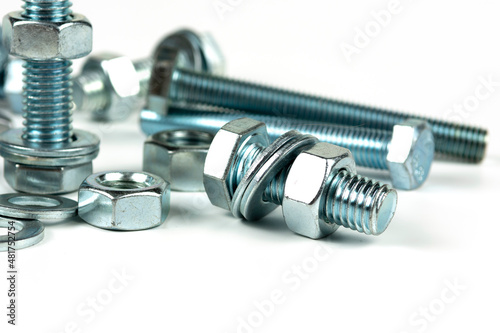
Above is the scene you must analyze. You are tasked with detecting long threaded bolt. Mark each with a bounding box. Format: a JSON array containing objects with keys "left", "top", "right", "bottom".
[
  {"left": 204, "top": 118, "right": 397, "bottom": 238},
  {"left": 141, "top": 107, "right": 435, "bottom": 190},
  {"left": 21, "top": 0, "right": 74, "bottom": 144},
  {"left": 162, "top": 67, "right": 487, "bottom": 163}
]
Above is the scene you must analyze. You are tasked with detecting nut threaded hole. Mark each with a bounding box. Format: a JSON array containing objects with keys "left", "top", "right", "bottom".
[
  {"left": 96, "top": 172, "right": 156, "bottom": 190},
  {"left": 156, "top": 130, "right": 213, "bottom": 148}
]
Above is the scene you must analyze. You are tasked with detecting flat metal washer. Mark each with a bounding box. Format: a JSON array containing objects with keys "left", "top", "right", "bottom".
[
  {"left": 0, "top": 217, "right": 44, "bottom": 251},
  {"left": 0, "top": 193, "right": 78, "bottom": 222}
]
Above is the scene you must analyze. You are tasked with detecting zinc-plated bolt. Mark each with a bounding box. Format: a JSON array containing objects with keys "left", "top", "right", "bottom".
[
  {"left": 0, "top": 0, "right": 99, "bottom": 194},
  {"left": 73, "top": 29, "right": 225, "bottom": 121},
  {"left": 150, "top": 66, "right": 487, "bottom": 164},
  {"left": 204, "top": 118, "right": 398, "bottom": 239},
  {"left": 141, "top": 107, "right": 435, "bottom": 190}
]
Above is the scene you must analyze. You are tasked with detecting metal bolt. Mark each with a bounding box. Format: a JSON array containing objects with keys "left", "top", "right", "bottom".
[
  {"left": 204, "top": 118, "right": 398, "bottom": 239},
  {"left": 142, "top": 107, "right": 435, "bottom": 190},
  {"left": 73, "top": 29, "right": 225, "bottom": 121},
  {"left": 0, "top": 0, "right": 99, "bottom": 194},
  {"left": 147, "top": 64, "right": 487, "bottom": 164}
]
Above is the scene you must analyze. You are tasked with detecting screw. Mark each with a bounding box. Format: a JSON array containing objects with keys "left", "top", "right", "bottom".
[
  {"left": 204, "top": 118, "right": 398, "bottom": 239},
  {"left": 73, "top": 29, "right": 225, "bottom": 121},
  {"left": 0, "top": 1, "right": 99, "bottom": 194},
  {"left": 141, "top": 106, "right": 435, "bottom": 190},
  {"left": 150, "top": 66, "right": 487, "bottom": 163}
]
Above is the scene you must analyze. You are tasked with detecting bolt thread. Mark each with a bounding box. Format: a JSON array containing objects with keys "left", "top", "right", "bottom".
[
  {"left": 73, "top": 70, "right": 108, "bottom": 113},
  {"left": 169, "top": 69, "right": 487, "bottom": 163},
  {"left": 160, "top": 107, "right": 390, "bottom": 170},
  {"left": 324, "top": 170, "right": 395, "bottom": 235},
  {"left": 22, "top": 0, "right": 72, "bottom": 22},
  {"left": 22, "top": 60, "right": 74, "bottom": 143},
  {"left": 233, "top": 137, "right": 396, "bottom": 236},
  {"left": 21, "top": 0, "right": 74, "bottom": 144},
  {"left": 227, "top": 143, "right": 264, "bottom": 197},
  {"left": 134, "top": 58, "right": 153, "bottom": 97}
]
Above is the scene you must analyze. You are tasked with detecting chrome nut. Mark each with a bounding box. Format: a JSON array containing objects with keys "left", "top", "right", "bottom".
[
  {"left": 2, "top": 12, "right": 92, "bottom": 60},
  {"left": 282, "top": 142, "right": 356, "bottom": 239},
  {"left": 143, "top": 130, "right": 214, "bottom": 192},
  {"left": 386, "top": 119, "right": 435, "bottom": 190},
  {"left": 4, "top": 161, "right": 92, "bottom": 195},
  {"left": 74, "top": 53, "right": 142, "bottom": 121},
  {"left": 78, "top": 171, "right": 170, "bottom": 231},
  {"left": 204, "top": 118, "right": 269, "bottom": 210}
]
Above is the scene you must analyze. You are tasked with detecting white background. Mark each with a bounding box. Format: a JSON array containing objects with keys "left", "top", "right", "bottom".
[{"left": 1, "top": 0, "right": 499, "bottom": 332}]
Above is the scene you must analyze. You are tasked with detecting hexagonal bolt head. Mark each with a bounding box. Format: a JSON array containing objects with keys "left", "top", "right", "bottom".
[
  {"left": 282, "top": 142, "right": 357, "bottom": 239},
  {"left": 204, "top": 118, "right": 269, "bottom": 210},
  {"left": 2, "top": 12, "right": 92, "bottom": 60},
  {"left": 4, "top": 161, "right": 93, "bottom": 195},
  {"left": 143, "top": 130, "right": 214, "bottom": 192},
  {"left": 78, "top": 172, "right": 170, "bottom": 231},
  {"left": 74, "top": 53, "right": 143, "bottom": 121},
  {"left": 387, "top": 119, "right": 435, "bottom": 190}
]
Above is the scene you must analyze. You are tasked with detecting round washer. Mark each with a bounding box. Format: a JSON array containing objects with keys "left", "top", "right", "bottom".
[
  {"left": 0, "top": 217, "right": 44, "bottom": 251},
  {"left": 0, "top": 193, "right": 78, "bottom": 222},
  {"left": 231, "top": 131, "right": 318, "bottom": 221}
]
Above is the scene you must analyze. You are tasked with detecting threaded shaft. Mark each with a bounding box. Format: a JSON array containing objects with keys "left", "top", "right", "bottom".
[
  {"left": 134, "top": 58, "right": 153, "bottom": 97},
  {"left": 168, "top": 68, "right": 487, "bottom": 163},
  {"left": 147, "top": 107, "right": 391, "bottom": 170},
  {"left": 23, "top": 60, "right": 73, "bottom": 143},
  {"left": 22, "top": 0, "right": 72, "bottom": 22},
  {"left": 324, "top": 170, "right": 396, "bottom": 235},
  {"left": 73, "top": 70, "right": 108, "bottom": 113},
  {"left": 21, "top": 0, "right": 74, "bottom": 144},
  {"left": 234, "top": 141, "right": 396, "bottom": 236}
]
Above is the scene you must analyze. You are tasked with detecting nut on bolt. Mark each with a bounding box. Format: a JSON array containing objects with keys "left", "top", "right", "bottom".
[
  {"left": 78, "top": 171, "right": 170, "bottom": 231},
  {"left": 2, "top": 12, "right": 92, "bottom": 60},
  {"left": 143, "top": 130, "right": 214, "bottom": 192},
  {"left": 204, "top": 118, "right": 398, "bottom": 239}
]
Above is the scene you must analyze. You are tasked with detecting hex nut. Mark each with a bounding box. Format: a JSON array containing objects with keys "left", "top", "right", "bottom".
[
  {"left": 4, "top": 160, "right": 93, "bottom": 195},
  {"left": 386, "top": 119, "right": 435, "bottom": 190},
  {"left": 203, "top": 118, "right": 269, "bottom": 211},
  {"left": 2, "top": 12, "right": 92, "bottom": 60},
  {"left": 282, "top": 142, "right": 356, "bottom": 239},
  {"left": 143, "top": 130, "right": 214, "bottom": 192},
  {"left": 75, "top": 53, "right": 142, "bottom": 121},
  {"left": 78, "top": 171, "right": 170, "bottom": 231}
]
